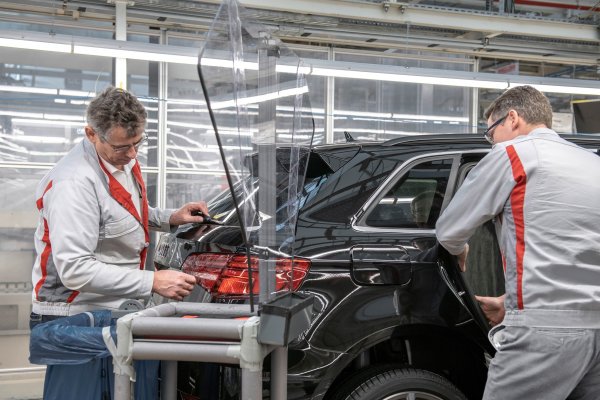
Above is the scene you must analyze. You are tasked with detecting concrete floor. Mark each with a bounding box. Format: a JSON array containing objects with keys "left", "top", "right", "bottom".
[
  {"left": 0, "top": 368, "right": 44, "bottom": 400},
  {"left": 0, "top": 334, "right": 44, "bottom": 400}
]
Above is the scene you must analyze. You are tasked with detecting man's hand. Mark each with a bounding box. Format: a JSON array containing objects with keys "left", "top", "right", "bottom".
[
  {"left": 169, "top": 201, "right": 209, "bottom": 226},
  {"left": 456, "top": 243, "right": 469, "bottom": 272},
  {"left": 475, "top": 294, "right": 506, "bottom": 327},
  {"left": 152, "top": 270, "right": 197, "bottom": 301}
]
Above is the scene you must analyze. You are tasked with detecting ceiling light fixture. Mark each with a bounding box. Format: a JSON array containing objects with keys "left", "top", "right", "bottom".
[
  {"left": 1, "top": 30, "right": 600, "bottom": 97},
  {"left": 309, "top": 67, "right": 509, "bottom": 90},
  {"left": 0, "top": 85, "right": 58, "bottom": 95},
  {"left": 0, "top": 37, "right": 71, "bottom": 53},
  {"left": 210, "top": 86, "right": 309, "bottom": 109},
  {"left": 73, "top": 45, "right": 197, "bottom": 65}
]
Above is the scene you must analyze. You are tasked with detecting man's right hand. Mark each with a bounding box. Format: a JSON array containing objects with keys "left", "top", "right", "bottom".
[{"left": 152, "top": 270, "right": 196, "bottom": 301}]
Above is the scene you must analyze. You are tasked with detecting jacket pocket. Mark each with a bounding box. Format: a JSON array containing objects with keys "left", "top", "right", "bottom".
[{"left": 104, "top": 216, "right": 139, "bottom": 238}]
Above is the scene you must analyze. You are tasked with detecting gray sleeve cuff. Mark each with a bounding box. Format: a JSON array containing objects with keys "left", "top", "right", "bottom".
[
  {"left": 138, "top": 270, "right": 155, "bottom": 299},
  {"left": 148, "top": 207, "right": 175, "bottom": 232}
]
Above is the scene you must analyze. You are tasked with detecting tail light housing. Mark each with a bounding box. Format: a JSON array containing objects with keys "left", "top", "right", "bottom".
[{"left": 181, "top": 253, "right": 310, "bottom": 297}]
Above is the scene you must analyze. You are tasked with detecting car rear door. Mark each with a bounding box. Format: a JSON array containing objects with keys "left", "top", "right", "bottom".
[{"left": 353, "top": 151, "right": 496, "bottom": 341}]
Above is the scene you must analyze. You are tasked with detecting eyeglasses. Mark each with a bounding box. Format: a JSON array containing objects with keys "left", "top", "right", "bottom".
[
  {"left": 483, "top": 114, "right": 508, "bottom": 144},
  {"left": 100, "top": 133, "right": 148, "bottom": 153}
]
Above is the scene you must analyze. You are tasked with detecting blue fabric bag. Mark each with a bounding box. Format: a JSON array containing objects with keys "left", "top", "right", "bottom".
[
  {"left": 29, "top": 310, "right": 159, "bottom": 400},
  {"left": 30, "top": 310, "right": 115, "bottom": 365}
]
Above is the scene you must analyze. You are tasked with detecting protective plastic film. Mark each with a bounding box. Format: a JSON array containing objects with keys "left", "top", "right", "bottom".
[{"left": 198, "top": 0, "right": 315, "bottom": 300}]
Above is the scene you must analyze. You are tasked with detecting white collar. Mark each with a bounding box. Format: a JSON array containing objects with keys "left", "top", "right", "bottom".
[{"left": 98, "top": 156, "right": 136, "bottom": 175}]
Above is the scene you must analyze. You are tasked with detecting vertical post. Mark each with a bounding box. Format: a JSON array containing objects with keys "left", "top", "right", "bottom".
[
  {"left": 114, "top": 373, "right": 131, "bottom": 400},
  {"left": 158, "top": 28, "right": 168, "bottom": 209},
  {"left": 325, "top": 47, "right": 334, "bottom": 144},
  {"left": 257, "top": 37, "right": 278, "bottom": 304},
  {"left": 271, "top": 346, "right": 288, "bottom": 400},
  {"left": 161, "top": 361, "right": 177, "bottom": 400},
  {"left": 114, "top": 0, "right": 128, "bottom": 89},
  {"left": 240, "top": 316, "right": 265, "bottom": 400},
  {"left": 498, "top": 0, "right": 506, "bottom": 13},
  {"left": 241, "top": 369, "right": 263, "bottom": 400},
  {"left": 471, "top": 59, "right": 480, "bottom": 133}
]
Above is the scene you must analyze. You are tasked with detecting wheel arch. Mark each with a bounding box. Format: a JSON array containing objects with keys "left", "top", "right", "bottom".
[{"left": 317, "top": 323, "right": 488, "bottom": 400}]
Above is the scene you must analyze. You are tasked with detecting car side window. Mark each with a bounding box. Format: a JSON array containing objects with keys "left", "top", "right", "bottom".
[
  {"left": 365, "top": 158, "right": 453, "bottom": 229},
  {"left": 458, "top": 160, "right": 505, "bottom": 297}
]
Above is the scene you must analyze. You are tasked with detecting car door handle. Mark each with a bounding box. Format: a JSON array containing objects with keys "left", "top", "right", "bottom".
[
  {"left": 350, "top": 245, "right": 413, "bottom": 286},
  {"left": 352, "top": 260, "right": 412, "bottom": 286}
]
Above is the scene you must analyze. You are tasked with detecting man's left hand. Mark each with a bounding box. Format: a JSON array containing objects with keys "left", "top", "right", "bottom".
[{"left": 169, "top": 201, "right": 209, "bottom": 225}]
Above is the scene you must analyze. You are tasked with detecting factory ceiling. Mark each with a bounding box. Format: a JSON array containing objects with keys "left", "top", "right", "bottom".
[{"left": 1, "top": 0, "right": 599, "bottom": 67}]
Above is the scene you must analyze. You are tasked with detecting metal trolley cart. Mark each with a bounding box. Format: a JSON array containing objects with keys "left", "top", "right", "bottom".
[{"left": 112, "top": 294, "right": 313, "bottom": 400}]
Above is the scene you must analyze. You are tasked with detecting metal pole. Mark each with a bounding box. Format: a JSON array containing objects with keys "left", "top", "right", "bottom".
[
  {"left": 132, "top": 302, "right": 176, "bottom": 317},
  {"left": 113, "top": 0, "right": 127, "bottom": 88},
  {"left": 132, "top": 342, "right": 242, "bottom": 364},
  {"left": 271, "top": 346, "right": 288, "bottom": 400},
  {"left": 241, "top": 369, "right": 263, "bottom": 400},
  {"left": 325, "top": 47, "right": 335, "bottom": 144},
  {"left": 160, "top": 361, "right": 177, "bottom": 400},
  {"left": 158, "top": 27, "right": 168, "bottom": 210},
  {"left": 239, "top": 317, "right": 267, "bottom": 399},
  {"left": 257, "top": 37, "right": 278, "bottom": 304},
  {"left": 131, "top": 317, "right": 245, "bottom": 339},
  {"left": 114, "top": 372, "right": 131, "bottom": 400},
  {"left": 471, "top": 59, "right": 480, "bottom": 133},
  {"left": 173, "top": 302, "right": 253, "bottom": 317}
]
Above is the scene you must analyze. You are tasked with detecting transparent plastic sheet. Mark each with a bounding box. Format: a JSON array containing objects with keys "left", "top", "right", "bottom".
[{"left": 198, "top": 0, "right": 315, "bottom": 300}]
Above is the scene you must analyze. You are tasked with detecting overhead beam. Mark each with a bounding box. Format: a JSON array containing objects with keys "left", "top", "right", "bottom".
[
  {"left": 3, "top": 0, "right": 599, "bottom": 65},
  {"left": 197, "top": 0, "right": 600, "bottom": 43}
]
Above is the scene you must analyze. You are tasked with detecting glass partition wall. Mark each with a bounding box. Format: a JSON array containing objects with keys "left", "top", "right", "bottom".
[
  {"left": 1, "top": 14, "right": 598, "bottom": 400},
  {"left": 333, "top": 50, "right": 473, "bottom": 141}
]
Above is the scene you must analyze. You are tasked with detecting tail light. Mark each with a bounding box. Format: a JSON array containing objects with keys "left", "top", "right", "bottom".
[{"left": 181, "top": 253, "right": 310, "bottom": 297}]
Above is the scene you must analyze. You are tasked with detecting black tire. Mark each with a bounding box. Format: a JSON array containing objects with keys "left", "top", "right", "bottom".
[{"left": 332, "top": 368, "right": 467, "bottom": 400}]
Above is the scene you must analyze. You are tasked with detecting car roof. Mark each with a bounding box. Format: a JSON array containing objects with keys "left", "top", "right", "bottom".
[{"left": 312, "top": 133, "right": 600, "bottom": 151}]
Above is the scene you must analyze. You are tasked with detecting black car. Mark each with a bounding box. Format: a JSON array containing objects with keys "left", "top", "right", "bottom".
[{"left": 153, "top": 133, "right": 600, "bottom": 400}]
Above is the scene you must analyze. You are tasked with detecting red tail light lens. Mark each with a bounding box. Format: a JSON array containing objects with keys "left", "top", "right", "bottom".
[{"left": 181, "top": 253, "right": 310, "bottom": 297}]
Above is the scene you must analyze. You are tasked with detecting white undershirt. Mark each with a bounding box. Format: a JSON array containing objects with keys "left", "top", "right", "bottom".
[{"left": 99, "top": 156, "right": 142, "bottom": 216}]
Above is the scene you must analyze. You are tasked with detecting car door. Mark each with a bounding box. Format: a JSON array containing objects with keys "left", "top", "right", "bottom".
[
  {"left": 437, "top": 152, "right": 505, "bottom": 337},
  {"left": 353, "top": 151, "right": 496, "bottom": 339}
]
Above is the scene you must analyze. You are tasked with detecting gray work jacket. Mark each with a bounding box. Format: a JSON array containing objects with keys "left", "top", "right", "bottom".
[
  {"left": 32, "top": 139, "right": 174, "bottom": 316},
  {"left": 436, "top": 129, "right": 600, "bottom": 328}
]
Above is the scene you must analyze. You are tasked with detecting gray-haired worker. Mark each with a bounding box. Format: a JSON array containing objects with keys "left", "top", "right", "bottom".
[{"left": 31, "top": 86, "right": 209, "bottom": 399}]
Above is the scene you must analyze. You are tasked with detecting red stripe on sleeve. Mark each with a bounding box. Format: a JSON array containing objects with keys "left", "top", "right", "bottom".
[
  {"left": 66, "top": 291, "right": 80, "bottom": 303},
  {"left": 34, "top": 219, "right": 51, "bottom": 301},
  {"left": 34, "top": 182, "right": 54, "bottom": 301},
  {"left": 506, "top": 145, "right": 527, "bottom": 310},
  {"left": 36, "top": 181, "right": 53, "bottom": 210}
]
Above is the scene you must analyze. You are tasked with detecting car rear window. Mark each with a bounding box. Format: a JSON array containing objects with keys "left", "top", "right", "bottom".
[{"left": 207, "top": 151, "right": 335, "bottom": 225}]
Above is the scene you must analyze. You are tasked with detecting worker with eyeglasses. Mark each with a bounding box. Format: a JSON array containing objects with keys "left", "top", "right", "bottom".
[
  {"left": 436, "top": 85, "right": 600, "bottom": 399},
  {"left": 30, "top": 86, "right": 209, "bottom": 399}
]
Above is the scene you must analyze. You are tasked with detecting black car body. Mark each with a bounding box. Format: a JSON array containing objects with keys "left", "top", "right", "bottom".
[{"left": 153, "top": 133, "right": 600, "bottom": 400}]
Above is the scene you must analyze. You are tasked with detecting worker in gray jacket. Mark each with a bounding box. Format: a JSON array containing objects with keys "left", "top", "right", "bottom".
[
  {"left": 32, "top": 86, "right": 207, "bottom": 317},
  {"left": 436, "top": 85, "right": 600, "bottom": 400},
  {"left": 31, "top": 86, "right": 209, "bottom": 399}
]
